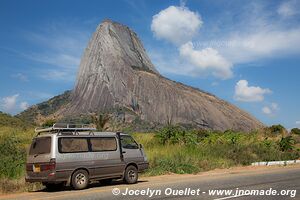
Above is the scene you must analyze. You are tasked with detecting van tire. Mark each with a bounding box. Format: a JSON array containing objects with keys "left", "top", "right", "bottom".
[
  {"left": 71, "top": 170, "right": 89, "bottom": 190},
  {"left": 124, "top": 165, "right": 138, "bottom": 184}
]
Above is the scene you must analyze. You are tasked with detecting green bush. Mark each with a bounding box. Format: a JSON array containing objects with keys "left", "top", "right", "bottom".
[
  {"left": 155, "top": 125, "right": 181, "bottom": 144},
  {"left": 0, "top": 112, "right": 32, "bottom": 128},
  {"left": 291, "top": 128, "right": 300, "bottom": 135},
  {"left": 142, "top": 126, "right": 300, "bottom": 176},
  {"left": 41, "top": 119, "right": 56, "bottom": 127},
  {"left": 0, "top": 123, "right": 299, "bottom": 191},
  {"left": 155, "top": 126, "right": 198, "bottom": 145},
  {"left": 278, "top": 136, "right": 295, "bottom": 151},
  {"left": 0, "top": 134, "right": 26, "bottom": 179},
  {"left": 269, "top": 124, "right": 286, "bottom": 135}
]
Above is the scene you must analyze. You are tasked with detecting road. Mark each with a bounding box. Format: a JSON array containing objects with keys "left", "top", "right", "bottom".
[{"left": 1, "top": 165, "right": 299, "bottom": 200}]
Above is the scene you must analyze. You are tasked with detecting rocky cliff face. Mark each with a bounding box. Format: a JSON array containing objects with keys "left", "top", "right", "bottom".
[
  {"left": 55, "top": 19, "right": 263, "bottom": 131},
  {"left": 70, "top": 19, "right": 158, "bottom": 113}
]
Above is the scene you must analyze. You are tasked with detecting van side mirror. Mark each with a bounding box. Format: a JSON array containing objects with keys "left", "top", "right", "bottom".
[{"left": 139, "top": 144, "right": 143, "bottom": 149}]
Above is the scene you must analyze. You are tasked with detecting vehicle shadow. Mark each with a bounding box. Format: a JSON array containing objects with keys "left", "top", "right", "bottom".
[{"left": 33, "top": 180, "right": 149, "bottom": 193}]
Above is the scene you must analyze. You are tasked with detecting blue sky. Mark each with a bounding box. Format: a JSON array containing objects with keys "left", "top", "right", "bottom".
[{"left": 0, "top": 0, "right": 300, "bottom": 129}]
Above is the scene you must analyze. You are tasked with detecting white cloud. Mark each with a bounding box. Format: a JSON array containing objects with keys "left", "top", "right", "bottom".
[
  {"left": 148, "top": 49, "right": 190, "bottom": 75},
  {"left": 262, "top": 102, "right": 279, "bottom": 116},
  {"left": 179, "top": 42, "right": 233, "bottom": 79},
  {"left": 206, "top": 2, "right": 300, "bottom": 64},
  {"left": 296, "top": 121, "right": 300, "bottom": 125},
  {"left": 262, "top": 106, "right": 272, "bottom": 115},
  {"left": 222, "top": 29, "right": 300, "bottom": 64},
  {"left": 11, "top": 73, "right": 28, "bottom": 82},
  {"left": 151, "top": 5, "right": 232, "bottom": 79},
  {"left": 1, "top": 94, "right": 19, "bottom": 112},
  {"left": 277, "top": 0, "right": 300, "bottom": 17},
  {"left": 20, "top": 101, "right": 29, "bottom": 110},
  {"left": 234, "top": 80, "right": 272, "bottom": 102},
  {"left": 1, "top": 95, "right": 32, "bottom": 114},
  {"left": 151, "top": 6, "right": 202, "bottom": 45},
  {"left": 150, "top": 2, "right": 300, "bottom": 80}
]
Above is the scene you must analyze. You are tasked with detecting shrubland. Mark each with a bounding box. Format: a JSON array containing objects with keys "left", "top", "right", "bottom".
[
  {"left": 133, "top": 126, "right": 300, "bottom": 175},
  {"left": 0, "top": 113, "right": 299, "bottom": 193}
]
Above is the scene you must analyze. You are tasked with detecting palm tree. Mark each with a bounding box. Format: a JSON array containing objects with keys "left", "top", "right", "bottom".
[
  {"left": 91, "top": 113, "right": 110, "bottom": 131},
  {"left": 279, "top": 136, "right": 295, "bottom": 151}
]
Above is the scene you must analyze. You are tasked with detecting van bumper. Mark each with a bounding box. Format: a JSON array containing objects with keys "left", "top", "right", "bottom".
[
  {"left": 138, "top": 162, "right": 149, "bottom": 172},
  {"left": 25, "top": 177, "right": 58, "bottom": 183},
  {"left": 25, "top": 171, "right": 68, "bottom": 183}
]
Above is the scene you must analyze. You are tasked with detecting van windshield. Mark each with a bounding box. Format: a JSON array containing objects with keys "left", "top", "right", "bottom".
[{"left": 29, "top": 137, "right": 51, "bottom": 155}]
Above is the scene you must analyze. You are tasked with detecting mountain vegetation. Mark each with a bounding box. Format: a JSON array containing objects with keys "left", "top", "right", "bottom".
[{"left": 17, "top": 91, "right": 71, "bottom": 123}]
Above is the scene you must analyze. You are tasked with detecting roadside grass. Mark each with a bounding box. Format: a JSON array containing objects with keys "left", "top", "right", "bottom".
[
  {"left": 132, "top": 128, "right": 300, "bottom": 176},
  {"left": 0, "top": 127, "right": 34, "bottom": 179},
  {"left": 0, "top": 124, "right": 299, "bottom": 193},
  {"left": 0, "top": 126, "right": 40, "bottom": 193},
  {"left": 0, "top": 178, "right": 42, "bottom": 194}
]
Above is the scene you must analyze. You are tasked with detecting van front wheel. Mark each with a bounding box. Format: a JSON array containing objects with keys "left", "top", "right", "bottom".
[
  {"left": 124, "top": 165, "right": 138, "bottom": 184},
  {"left": 71, "top": 170, "right": 89, "bottom": 190}
]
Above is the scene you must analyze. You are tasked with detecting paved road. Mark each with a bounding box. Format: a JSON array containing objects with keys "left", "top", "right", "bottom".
[{"left": 1, "top": 165, "right": 299, "bottom": 200}]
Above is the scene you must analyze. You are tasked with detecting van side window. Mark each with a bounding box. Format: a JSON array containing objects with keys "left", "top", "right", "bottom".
[
  {"left": 90, "top": 137, "right": 117, "bottom": 151},
  {"left": 58, "top": 138, "right": 88, "bottom": 153},
  {"left": 121, "top": 135, "right": 139, "bottom": 149}
]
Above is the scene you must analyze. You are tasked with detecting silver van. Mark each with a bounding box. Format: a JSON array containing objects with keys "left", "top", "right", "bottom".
[{"left": 25, "top": 124, "right": 149, "bottom": 190}]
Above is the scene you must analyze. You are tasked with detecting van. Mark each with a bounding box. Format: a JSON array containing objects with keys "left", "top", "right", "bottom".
[{"left": 25, "top": 124, "right": 149, "bottom": 190}]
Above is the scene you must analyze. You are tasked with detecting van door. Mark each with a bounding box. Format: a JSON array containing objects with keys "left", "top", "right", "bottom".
[
  {"left": 120, "top": 135, "right": 144, "bottom": 164},
  {"left": 26, "top": 136, "right": 53, "bottom": 179},
  {"left": 56, "top": 137, "right": 92, "bottom": 180},
  {"left": 89, "top": 137, "right": 125, "bottom": 178}
]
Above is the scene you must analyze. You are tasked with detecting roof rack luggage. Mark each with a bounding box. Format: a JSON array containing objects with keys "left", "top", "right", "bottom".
[{"left": 35, "top": 123, "right": 96, "bottom": 135}]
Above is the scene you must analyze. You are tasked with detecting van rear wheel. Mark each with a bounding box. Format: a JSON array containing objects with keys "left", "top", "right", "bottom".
[
  {"left": 71, "top": 170, "right": 89, "bottom": 190},
  {"left": 124, "top": 165, "right": 138, "bottom": 184}
]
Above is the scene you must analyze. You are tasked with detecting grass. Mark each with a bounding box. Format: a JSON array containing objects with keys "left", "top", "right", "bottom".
[
  {"left": 0, "top": 178, "right": 42, "bottom": 194},
  {"left": 0, "top": 125, "right": 38, "bottom": 194},
  {"left": 0, "top": 126, "right": 35, "bottom": 179},
  {"left": 0, "top": 122, "right": 299, "bottom": 194},
  {"left": 132, "top": 128, "right": 300, "bottom": 176}
]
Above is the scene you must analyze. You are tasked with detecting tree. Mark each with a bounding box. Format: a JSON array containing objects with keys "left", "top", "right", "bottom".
[
  {"left": 278, "top": 136, "right": 295, "bottom": 151},
  {"left": 42, "top": 119, "right": 56, "bottom": 127},
  {"left": 291, "top": 128, "right": 300, "bottom": 135},
  {"left": 91, "top": 113, "right": 110, "bottom": 131},
  {"left": 269, "top": 124, "right": 286, "bottom": 134}
]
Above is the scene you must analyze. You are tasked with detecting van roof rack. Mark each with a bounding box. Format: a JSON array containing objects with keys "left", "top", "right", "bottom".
[{"left": 35, "top": 123, "right": 96, "bottom": 135}]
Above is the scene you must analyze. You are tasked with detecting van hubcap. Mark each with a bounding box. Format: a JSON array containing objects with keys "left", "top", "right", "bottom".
[
  {"left": 128, "top": 170, "right": 136, "bottom": 181},
  {"left": 75, "top": 173, "right": 86, "bottom": 185}
]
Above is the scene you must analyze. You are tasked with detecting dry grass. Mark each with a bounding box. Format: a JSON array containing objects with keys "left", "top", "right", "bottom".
[
  {"left": 0, "top": 128, "right": 299, "bottom": 193},
  {"left": 132, "top": 131, "right": 300, "bottom": 176},
  {"left": 0, "top": 178, "right": 43, "bottom": 194}
]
